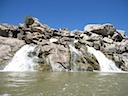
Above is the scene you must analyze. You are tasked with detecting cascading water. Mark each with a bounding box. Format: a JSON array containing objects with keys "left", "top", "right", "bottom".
[
  {"left": 3, "top": 44, "right": 39, "bottom": 71},
  {"left": 69, "top": 44, "right": 85, "bottom": 71},
  {"left": 87, "top": 46, "right": 121, "bottom": 72}
]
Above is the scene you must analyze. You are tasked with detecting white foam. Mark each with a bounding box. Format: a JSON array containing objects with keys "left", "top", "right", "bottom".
[
  {"left": 3, "top": 45, "right": 38, "bottom": 71},
  {"left": 87, "top": 46, "right": 121, "bottom": 72}
]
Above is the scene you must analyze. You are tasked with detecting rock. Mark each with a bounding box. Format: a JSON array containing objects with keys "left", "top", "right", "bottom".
[
  {"left": 0, "top": 36, "right": 25, "bottom": 69},
  {"left": 103, "top": 44, "right": 117, "bottom": 53},
  {"left": 0, "top": 24, "right": 17, "bottom": 37},
  {"left": 80, "top": 34, "right": 90, "bottom": 41},
  {"left": 69, "top": 44, "right": 88, "bottom": 71},
  {"left": 32, "top": 32, "right": 46, "bottom": 40},
  {"left": 17, "top": 32, "right": 25, "bottom": 40},
  {"left": 31, "top": 27, "right": 45, "bottom": 33},
  {"left": 37, "top": 39, "right": 49, "bottom": 45},
  {"left": 103, "top": 37, "right": 113, "bottom": 44},
  {"left": 43, "top": 27, "right": 53, "bottom": 39},
  {"left": 115, "top": 40, "right": 128, "bottom": 54},
  {"left": 45, "top": 44, "right": 70, "bottom": 71},
  {"left": 88, "top": 33, "right": 103, "bottom": 41},
  {"left": 72, "top": 30, "right": 82, "bottom": 36},
  {"left": 93, "top": 41, "right": 101, "bottom": 50},
  {"left": 112, "top": 32, "right": 123, "bottom": 42},
  {"left": 62, "top": 30, "right": 70, "bottom": 37},
  {"left": 59, "top": 37, "right": 71, "bottom": 46},
  {"left": 84, "top": 24, "right": 116, "bottom": 36},
  {"left": 70, "top": 32, "right": 75, "bottom": 38},
  {"left": 116, "top": 29, "right": 126, "bottom": 38},
  {"left": 119, "top": 53, "right": 128, "bottom": 71},
  {"left": 86, "top": 41, "right": 94, "bottom": 47},
  {"left": 52, "top": 30, "right": 62, "bottom": 36},
  {"left": 24, "top": 32, "right": 33, "bottom": 44}
]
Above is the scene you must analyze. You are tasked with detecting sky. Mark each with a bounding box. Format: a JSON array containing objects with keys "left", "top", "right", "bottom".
[{"left": 0, "top": 0, "right": 128, "bottom": 35}]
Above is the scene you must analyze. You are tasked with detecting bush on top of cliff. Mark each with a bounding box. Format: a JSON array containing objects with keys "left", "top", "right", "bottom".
[{"left": 24, "top": 16, "right": 35, "bottom": 26}]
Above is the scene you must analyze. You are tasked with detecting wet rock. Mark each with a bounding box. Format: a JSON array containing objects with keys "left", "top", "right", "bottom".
[
  {"left": 112, "top": 54, "right": 123, "bottom": 68},
  {"left": 0, "top": 36, "right": 25, "bottom": 69},
  {"left": 119, "top": 53, "right": 128, "bottom": 71},
  {"left": 69, "top": 44, "right": 87, "bottom": 71},
  {"left": 47, "top": 44, "right": 70, "bottom": 71}
]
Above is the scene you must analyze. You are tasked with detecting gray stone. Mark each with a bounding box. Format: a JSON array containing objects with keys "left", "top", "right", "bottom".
[
  {"left": 0, "top": 24, "right": 16, "bottom": 37},
  {"left": 103, "top": 44, "right": 117, "bottom": 53},
  {"left": 88, "top": 33, "right": 102, "bottom": 41},
  {"left": 112, "top": 32, "right": 123, "bottom": 42},
  {"left": 0, "top": 36, "right": 25, "bottom": 69},
  {"left": 31, "top": 27, "right": 45, "bottom": 33},
  {"left": 84, "top": 24, "right": 116, "bottom": 36},
  {"left": 46, "top": 44, "right": 70, "bottom": 71},
  {"left": 103, "top": 37, "right": 113, "bottom": 44}
]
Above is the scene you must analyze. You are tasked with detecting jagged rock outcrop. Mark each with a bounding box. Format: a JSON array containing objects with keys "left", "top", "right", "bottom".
[{"left": 0, "top": 16, "right": 128, "bottom": 71}]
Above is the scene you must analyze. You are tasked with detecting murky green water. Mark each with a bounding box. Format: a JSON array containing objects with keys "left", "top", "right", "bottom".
[{"left": 0, "top": 72, "right": 128, "bottom": 96}]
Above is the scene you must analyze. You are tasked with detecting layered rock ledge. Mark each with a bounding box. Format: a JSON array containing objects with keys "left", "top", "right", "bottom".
[{"left": 0, "top": 16, "right": 128, "bottom": 71}]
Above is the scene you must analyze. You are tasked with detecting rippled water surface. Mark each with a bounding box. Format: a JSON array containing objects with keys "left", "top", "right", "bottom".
[{"left": 0, "top": 72, "right": 128, "bottom": 96}]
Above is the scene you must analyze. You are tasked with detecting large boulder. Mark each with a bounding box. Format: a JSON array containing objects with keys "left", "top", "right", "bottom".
[
  {"left": 39, "top": 43, "right": 70, "bottom": 71},
  {"left": 84, "top": 24, "right": 116, "bottom": 36}
]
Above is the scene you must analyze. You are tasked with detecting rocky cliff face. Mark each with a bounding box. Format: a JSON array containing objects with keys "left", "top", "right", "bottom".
[{"left": 0, "top": 16, "right": 128, "bottom": 71}]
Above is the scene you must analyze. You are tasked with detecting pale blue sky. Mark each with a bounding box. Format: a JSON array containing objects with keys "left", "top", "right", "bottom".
[{"left": 0, "top": 0, "right": 128, "bottom": 35}]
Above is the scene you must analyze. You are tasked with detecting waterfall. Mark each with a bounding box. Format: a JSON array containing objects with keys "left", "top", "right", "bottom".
[
  {"left": 69, "top": 44, "right": 86, "bottom": 71},
  {"left": 69, "top": 44, "right": 81, "bottom": 55},
  {"left": 69, "top": 44, "right": 80, "bottom": 71},
  {"left": 87, "top": 46, "right": 121, "bottom": 72},
  {"left": 3, "top": 45, "right": 39, "bottom": 71}
]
